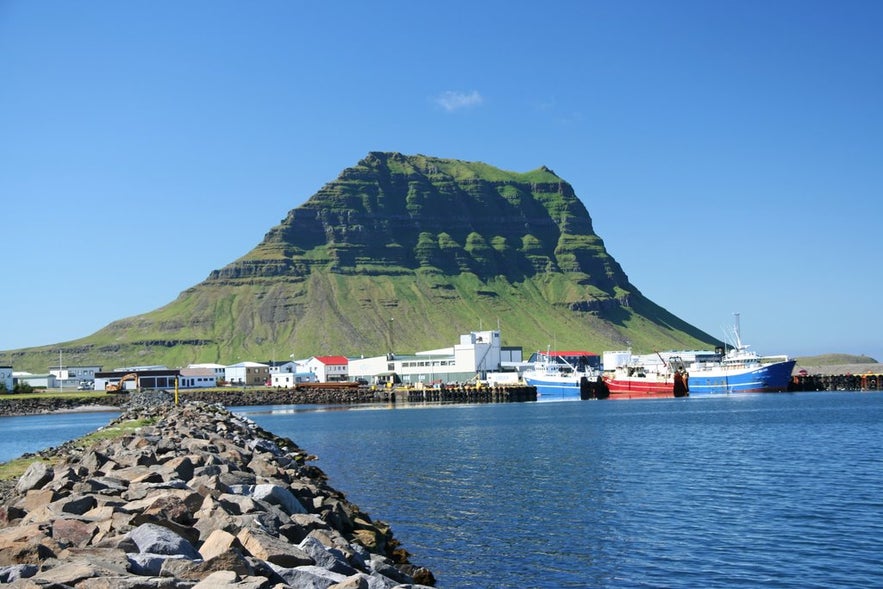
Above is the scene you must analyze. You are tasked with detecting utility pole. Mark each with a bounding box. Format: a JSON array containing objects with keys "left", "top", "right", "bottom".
[{"left": 388, "top": 318, "right": 394, "bottom": 355}]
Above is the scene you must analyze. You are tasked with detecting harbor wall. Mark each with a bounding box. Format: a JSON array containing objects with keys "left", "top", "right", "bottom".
[
  {"left": 790, "top": 373, "right": 882, "bottom": 392},
  {"left": 0, "top": 384, "right": 538, "bottom": 417}
]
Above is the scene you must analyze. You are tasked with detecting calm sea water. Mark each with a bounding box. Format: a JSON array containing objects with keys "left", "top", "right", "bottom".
[
  {"left": 2, "top": 395, "right": 881, "bottom": 588},
  {"left": 234, "top": 393, "right": 883, "bottom": 588},
  {"left": 0, "top": 410, "right": 120, "bottom": 463}
]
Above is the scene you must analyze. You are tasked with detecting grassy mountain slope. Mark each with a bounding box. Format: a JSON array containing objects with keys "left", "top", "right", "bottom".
[{"left": 2, "top": 153, "right": 720, "bottom": 372}]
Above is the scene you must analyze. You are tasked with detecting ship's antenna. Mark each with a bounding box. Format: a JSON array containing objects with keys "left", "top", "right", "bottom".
[{"left": 733, "top": 312, "right": 742, "bottom": 349}]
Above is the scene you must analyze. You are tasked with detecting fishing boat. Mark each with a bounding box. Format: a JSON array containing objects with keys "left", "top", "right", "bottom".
[
  {"left": 675, "top": 314, "right": 795, "bottom": 394},
  {"left": 601, "top": 351, "right": 690, "bottom": 399},
  {"left": 521, "top": 350, "right": 608, "bottom": 400}
]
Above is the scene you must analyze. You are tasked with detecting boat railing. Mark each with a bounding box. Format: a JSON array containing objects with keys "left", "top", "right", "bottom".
[{"left": 759, "top": 354, "right": 791, "bottom": 364}]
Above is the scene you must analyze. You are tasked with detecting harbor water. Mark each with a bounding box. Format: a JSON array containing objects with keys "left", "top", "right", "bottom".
[
  {"left": 2, "top": 393, "right": 881, "bottom": 587},
  {"left": 235, "top": 392, "right": 883, "bottom": 588},
  {"left": 0, "top": 410, "right": 120, "bottom": 463}
]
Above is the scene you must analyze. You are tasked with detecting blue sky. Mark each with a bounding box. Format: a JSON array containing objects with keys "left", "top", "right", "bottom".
[{"left": 2, "top": 1, "right": 881, "bottom": 362}]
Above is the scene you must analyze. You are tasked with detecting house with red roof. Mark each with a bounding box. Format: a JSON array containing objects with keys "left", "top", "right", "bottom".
[{"left": 304, "top": 355, "right": 349, "bottom": 383}]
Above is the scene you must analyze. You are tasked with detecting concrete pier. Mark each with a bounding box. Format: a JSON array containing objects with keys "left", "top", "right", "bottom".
[
  {"left": 788, "top": 363, "right": 883, "bottom": 392},
  {"left": 790, "top": 372, "right": 882, "bottom": 392},
  {"left": 376, "top": 384, "right": 537, "bottom": 404}
]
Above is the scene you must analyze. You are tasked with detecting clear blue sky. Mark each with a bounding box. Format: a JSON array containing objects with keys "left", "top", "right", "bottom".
[{"left": 2, "top": 1, "right": 881, "bottom": 362}]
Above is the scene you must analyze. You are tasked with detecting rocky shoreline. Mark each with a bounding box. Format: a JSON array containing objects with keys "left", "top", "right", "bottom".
[
  {"left": 0, "top": 384, "right": 536, "bottom": 418},
  {"left": 0, "top": 392, "right": 435, "bottom": 588}
]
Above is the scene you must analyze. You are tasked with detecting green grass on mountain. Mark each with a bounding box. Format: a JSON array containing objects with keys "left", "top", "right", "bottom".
[{"left": 0, "top": 152, "right": 722, "bottom": 372}]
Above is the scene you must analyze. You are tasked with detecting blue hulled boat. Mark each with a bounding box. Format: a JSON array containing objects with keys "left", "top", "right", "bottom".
[
  {"left": 686, "top": 351, "right": 795, "bottom": 394},
  {"left": 521, "top": 350, "right": 609, "bottom": 400},
  {"left": 653, "top": 314, "right": 795, "bottom": 394}
]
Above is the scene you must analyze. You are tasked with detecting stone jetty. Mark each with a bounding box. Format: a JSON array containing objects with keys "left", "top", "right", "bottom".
[
  {"left": 0, "top": 384, "right": 538, "bottom": 418},
  {"left": 0, "top": 392, "right": 435, "bottom": 588}
]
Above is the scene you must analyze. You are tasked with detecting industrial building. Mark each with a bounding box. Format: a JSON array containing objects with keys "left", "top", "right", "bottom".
[{"left": 348, "top": 330, "right": 522, "bottom": 385}]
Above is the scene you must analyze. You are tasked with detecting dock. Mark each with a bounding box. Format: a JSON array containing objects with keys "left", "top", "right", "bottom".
[
  {"left": 789, "top": 363, "right": 883, "bottom": 392},
  {"left": 375, "top": 383, "right": 537, "bottom": 403}
]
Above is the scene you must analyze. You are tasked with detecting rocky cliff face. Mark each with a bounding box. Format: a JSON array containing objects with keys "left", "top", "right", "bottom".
[{"left": 210, "top": 152, "right": 630, "bottom": 290}]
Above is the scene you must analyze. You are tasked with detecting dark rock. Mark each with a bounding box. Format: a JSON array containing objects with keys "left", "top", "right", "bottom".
[
  {"left": 0, "top": 563, "right": 37, "bottom": 582},
  {"left": 56, "top": 494, "right": 97, "bottom": 515},
  {"left": 51, "top": 518, "right": 98, "bottom": 548},
  {"left": 299, "top": 535, "right": 356, "bottom": 576}
]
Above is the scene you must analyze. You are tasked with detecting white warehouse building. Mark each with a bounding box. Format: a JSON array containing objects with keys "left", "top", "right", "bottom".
[{"left": 348, "top": 330, "right": 522, "bottom": 385}]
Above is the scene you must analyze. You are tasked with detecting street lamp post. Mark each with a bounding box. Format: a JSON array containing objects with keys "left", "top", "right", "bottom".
[{"left": 389, "top": 317, "right": 394, "bottom": 355}]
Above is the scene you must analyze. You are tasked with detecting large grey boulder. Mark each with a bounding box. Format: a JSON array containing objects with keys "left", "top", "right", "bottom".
[
  {"left": 252, "top": 483, "right": 307, "bottom": 515},
  {"left": 268, "top": 563, "right": 349, "bottom": 589},
  {"left": 189, "top": 569, "right": 274, "bottom": 589},
  {"left": 127, "top": 522, "right": 201, "bottom": 560},
  {"left": 237, "top": 526, "right": 312, "bottom": 568},
  {"left": 127, "top": 552, "right": 172, "bottom": 576},
  {"left": 249, "top": 438, "right": 283, "bottom": 457},
  {"left": 15, "top": 462, "right": 53, "bottom": 494},
  {"left": 299, "top": 535, "right": 356, "bottom": 576}
]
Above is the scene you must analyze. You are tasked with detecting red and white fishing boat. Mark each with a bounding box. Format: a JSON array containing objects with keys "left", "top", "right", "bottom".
[{"left": 601, "top": 351, "right": 689, "bottom": 399}]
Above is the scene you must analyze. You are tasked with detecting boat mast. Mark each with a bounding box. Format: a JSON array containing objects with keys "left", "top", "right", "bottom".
[{"left": 733, "top": 312, "right": 743, "bottom": 349}]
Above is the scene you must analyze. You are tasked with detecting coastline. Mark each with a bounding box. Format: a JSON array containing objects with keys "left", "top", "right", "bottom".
[
  {"left": 0, "top": 388, "right": 372, "bottom": 418},
  {"left": 44, "top": 404, "right": 122, "bottom": 414},
  {"left": 0, "top": 392, "right": 435, "bottom": 587},
  {"left": 0, "top": 383, "right": 536, "bottom": 418}
]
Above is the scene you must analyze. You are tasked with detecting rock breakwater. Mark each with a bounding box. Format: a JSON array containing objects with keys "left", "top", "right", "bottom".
[
  {"left": 0, "top": 388, "right": 377, "bottom": 418},
  {"left": 0, "top": 396, "right": 435, "bottom": 588},
  {"left": 0, "top": 384, "right": 537, "bottom": 417}
]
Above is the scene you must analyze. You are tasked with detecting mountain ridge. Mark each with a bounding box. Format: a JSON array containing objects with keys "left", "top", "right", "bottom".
[{"left": 1, "top": 152, "right": 720, "bottom": 372}]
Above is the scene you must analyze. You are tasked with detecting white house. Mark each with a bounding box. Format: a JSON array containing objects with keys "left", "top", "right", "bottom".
[
  {"left": 188, "top": 363, "right": 227, "bottom": 382},
  {"left": 15, "top": 373, "right": 58, "bottom": 389},
  {"left": 304, "top": 356, "right": 349, "bottom": 383},
  {"left": 178, "top": 367, "right": 218, "bottom": 389},
  {"left": 224, "top": 362, "right": 270, "bottom": 386},
  {"left": 269, "top": 370, "right": 318, "bottom": 388},
  {"left": 0, "top": 366, "right": 13, "bottom": 391},
  {"left": 49, "top": 364, "right": 101, "bottom": 381},
  {"left": 266, "top": 361, "right": 299, "bottom": 375}
]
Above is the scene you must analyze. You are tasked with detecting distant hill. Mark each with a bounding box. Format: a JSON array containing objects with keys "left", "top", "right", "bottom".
[
  {"left": 793, "top": 354, "right": 881, "bottom": 377},
  {"left": 1, "top": 152, "right": 721, "bottom": 372},
  {"left": 795, "top": 354, "right": 879, "bottom": 366}
]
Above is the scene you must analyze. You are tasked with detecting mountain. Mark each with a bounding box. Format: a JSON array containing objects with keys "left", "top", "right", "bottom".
[{"left": 2, "top": 152, "right": 719, "bottom": 372}]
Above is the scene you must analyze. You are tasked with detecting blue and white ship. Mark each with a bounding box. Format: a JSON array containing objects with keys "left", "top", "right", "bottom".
[
  {"left": 521, "top": 350, "right": 608, "bottom": 400},
  {"left": 651, "top": 315, "right": 795, "bottom": 394}
]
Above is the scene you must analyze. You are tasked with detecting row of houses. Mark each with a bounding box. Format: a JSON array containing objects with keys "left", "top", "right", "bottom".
[
  {"left": 4, "top": 355, "right": 349, "bottom": 392},
  {"left": 3, "top": 330, "right": 523, "bottom": 393}
]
